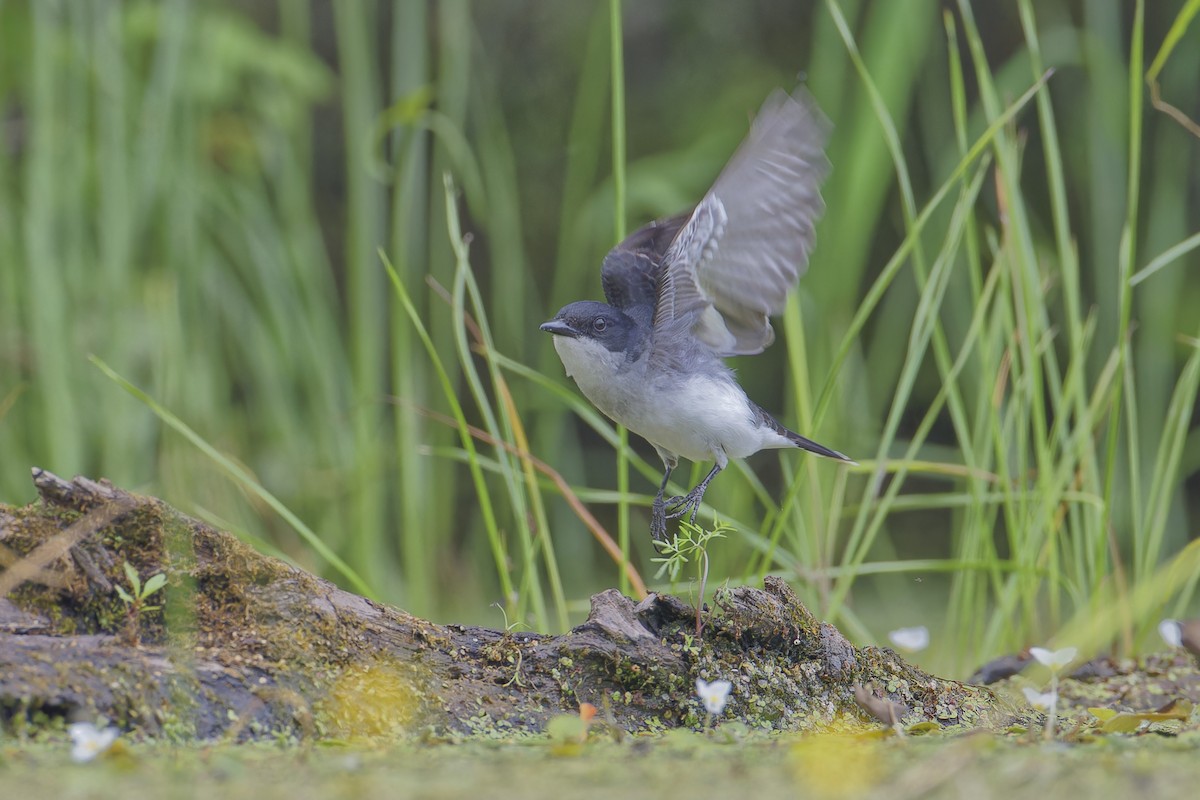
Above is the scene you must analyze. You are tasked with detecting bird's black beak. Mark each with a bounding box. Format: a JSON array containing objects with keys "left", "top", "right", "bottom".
[{"left": 539, "top": 319, "right": 578, "bottom": 338}]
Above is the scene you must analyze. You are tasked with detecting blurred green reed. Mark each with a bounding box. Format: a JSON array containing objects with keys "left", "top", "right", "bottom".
[{"left": 0, "top": 0, "right": 1197, "bottom": 676}]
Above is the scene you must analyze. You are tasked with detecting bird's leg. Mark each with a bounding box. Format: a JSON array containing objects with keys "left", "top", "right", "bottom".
[
  {"left": 666, "top": 463, "right": 724, "bottom": 525},
  {"left": 650, "top": 461, "right": 675, "bottom": 543}
]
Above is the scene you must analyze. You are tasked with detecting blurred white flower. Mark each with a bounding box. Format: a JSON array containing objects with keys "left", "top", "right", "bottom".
[
  {"left": 887, "top": 626, "right": 930, "bottom": 653},
  {"left": 1022, "top": 687, "right": 1056, "bottom": 711},
  {"left": 1029, "top": 646, "right": 1077, "bottom": 670},
  {"left": 68, "top": 722, "right": 118, "bottom": 763},
  {"left": 1159, "top": 619, "right": 1183, "bottom": 649},
  {"left": 695, "top": 678, "right": 732, "bottom": 716}
]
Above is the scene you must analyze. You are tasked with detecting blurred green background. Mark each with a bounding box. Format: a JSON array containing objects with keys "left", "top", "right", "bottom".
[{"left": 0, "top": 0, "right": 1197, "bottom": 677}]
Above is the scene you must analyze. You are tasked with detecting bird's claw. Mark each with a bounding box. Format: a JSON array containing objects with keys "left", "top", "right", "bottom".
[
  {"left": 650, "top": 512, "right": 669, "bottom": 543},
  {"left": 650, "top": 498, "right": 670, "bottom": 543},
  {"left": 652, "top": 482, "right": 707, "bottom": 542},
  {"left": 665, "top": 491, "right": 702, "bottom": 524}
]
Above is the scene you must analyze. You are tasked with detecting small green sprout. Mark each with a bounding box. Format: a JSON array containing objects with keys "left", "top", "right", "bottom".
[
  {"left": 653, "top": 519, "right": 730, "bottom": 636},
  {"left": 114, "top": 561, "right": 166, "bottom": 645},
  {"left": 1025, "top": 645, "right": 1078, "bottom": 740}
]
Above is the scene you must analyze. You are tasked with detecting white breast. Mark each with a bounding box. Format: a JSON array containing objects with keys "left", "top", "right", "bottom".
[
  {"left": 550, "top": 336, "right": 794, "bottom": 466},
  {"left": 635, "top": 374, "right": 787, "bottom": 463}
]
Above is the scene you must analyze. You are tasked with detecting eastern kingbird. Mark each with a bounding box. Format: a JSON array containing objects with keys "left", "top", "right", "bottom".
[{"left": 540, "top": 89, "right": 853, "bottom": 542}]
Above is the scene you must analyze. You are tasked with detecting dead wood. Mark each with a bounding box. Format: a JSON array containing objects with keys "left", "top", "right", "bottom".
[{"left": 0, "top": 469, "right": 1009, "bottom": 740}]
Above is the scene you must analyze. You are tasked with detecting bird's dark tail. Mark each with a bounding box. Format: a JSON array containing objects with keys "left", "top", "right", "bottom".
[
  {"left": 784, "top": 428, "right": 856, "bottom": 463},
  {"left": 752, "top": 402, "right": 857, "bottom": 464}
]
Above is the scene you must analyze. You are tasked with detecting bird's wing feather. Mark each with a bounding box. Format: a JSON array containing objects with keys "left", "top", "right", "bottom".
[
  {"left": 600, "top": 213, "right": 691, "bottom": 311},
  {"left": 654, "top": 89, "right": 830, "bottom": 356}
]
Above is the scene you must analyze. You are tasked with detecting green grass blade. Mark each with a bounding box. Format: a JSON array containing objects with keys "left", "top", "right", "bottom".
[{"left": 89, "top": 355, "right": 376, "bottom": 599}]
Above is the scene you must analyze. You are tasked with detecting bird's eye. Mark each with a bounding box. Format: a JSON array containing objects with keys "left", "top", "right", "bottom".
[{"left": 593, "top": 317, "right": 607, "bottom": 333}]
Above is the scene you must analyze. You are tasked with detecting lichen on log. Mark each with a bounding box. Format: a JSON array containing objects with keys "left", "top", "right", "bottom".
[{"left": 0, "top": 469, "right": 1010, "bottom": 740}]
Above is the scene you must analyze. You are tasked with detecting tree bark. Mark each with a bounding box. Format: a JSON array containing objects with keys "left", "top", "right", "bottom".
[{"left": 0, "top": 469, "right": 1008, "bottom": 740}]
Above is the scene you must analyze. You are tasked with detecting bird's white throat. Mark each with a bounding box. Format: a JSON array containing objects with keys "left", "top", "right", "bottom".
[{"left": 552, "top": 335, "right": 626, "bottom": 395}]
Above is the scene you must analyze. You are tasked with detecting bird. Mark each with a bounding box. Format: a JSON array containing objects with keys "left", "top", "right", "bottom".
[{"left": 540, "top": 88, "right": 853, "bottom": 543}]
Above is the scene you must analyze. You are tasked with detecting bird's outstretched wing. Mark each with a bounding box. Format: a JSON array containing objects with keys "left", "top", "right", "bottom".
[
  {"left": 599, "top": 213, "right": 690, "bottom": 312},
  {"left": 653, "top": 89, "right": 830, "bottom": 356}
]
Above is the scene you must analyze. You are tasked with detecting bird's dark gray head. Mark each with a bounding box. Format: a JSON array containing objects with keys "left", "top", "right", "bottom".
[{"left": 539, "top": 300, "right": 641, "bottom": 355}]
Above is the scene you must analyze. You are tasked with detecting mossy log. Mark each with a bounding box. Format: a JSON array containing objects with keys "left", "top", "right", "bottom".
[{"left": 0, "top": 469, "right": 1011, "bottom": 740}]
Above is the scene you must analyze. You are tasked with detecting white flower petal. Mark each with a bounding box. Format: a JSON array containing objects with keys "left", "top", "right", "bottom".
[
  {"left": 68, "top": 722, "right": 118, "bottom": 763},
  {"left": 1028, "top": 647, "right": 1051, "bottom": 665},
  {"left": 696, "top": 677, "right": 732, "bottom": 715},
  {"left": 1030, "top": 646, "right": 1077, "bottom": 669},
  {"left": 1022, "top": 687, "right": 1056, "bottom": 711},
  {"left": 887, "top": 626, "right": 930, "bottom": 652},
  {"left": 1159, "top": 619, "right": 1183, "bottom": 649}
]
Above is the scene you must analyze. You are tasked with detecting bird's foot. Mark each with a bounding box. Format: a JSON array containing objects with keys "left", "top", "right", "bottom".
[
  {"left": 665, "top": 489, "right": 704, "bottom": 525},
  {"left": 650, "top": 497, "right": 670, "bottom": 544}
]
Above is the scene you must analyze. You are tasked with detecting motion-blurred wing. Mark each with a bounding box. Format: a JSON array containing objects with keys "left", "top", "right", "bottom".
[{"left": 654, "top": 89, "right": 830, "bottom": 356}]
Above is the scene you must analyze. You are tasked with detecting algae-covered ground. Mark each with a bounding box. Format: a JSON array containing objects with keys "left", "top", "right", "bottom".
[{"left": 3, "top": 727, "right": 1199, "bottom": 800}]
